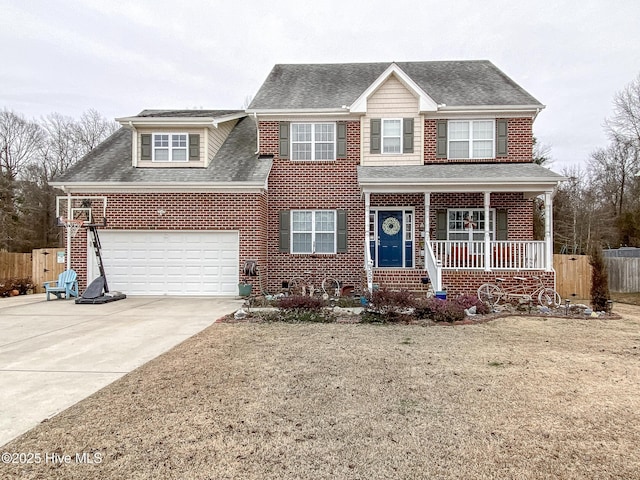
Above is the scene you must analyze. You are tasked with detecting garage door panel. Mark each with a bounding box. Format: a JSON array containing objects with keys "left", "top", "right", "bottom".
[{"left": 89, "top": 231, "right": 239, "bottom": 296}]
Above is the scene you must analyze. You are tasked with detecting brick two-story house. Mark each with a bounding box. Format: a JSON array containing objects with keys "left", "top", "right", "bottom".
[{"left": 52, "top": 61, "right": 564, "bottom": 297}]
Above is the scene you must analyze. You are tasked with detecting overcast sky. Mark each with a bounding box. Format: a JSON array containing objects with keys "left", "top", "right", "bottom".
[{"left": 1, "top": 0, "right": 639, "bottom": 173}]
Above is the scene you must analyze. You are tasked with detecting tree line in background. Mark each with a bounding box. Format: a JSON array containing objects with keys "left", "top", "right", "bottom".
[
  {"left": 554, "top": 73, "right": 640, "bottom": 254},
  {"left": 0, "top": 109, "right": 118, "bottom": 252}
]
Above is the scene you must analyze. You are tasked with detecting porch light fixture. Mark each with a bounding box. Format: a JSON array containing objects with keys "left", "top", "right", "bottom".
[{"left": 157, "top": 208, "right": 166, "bottom": 216}]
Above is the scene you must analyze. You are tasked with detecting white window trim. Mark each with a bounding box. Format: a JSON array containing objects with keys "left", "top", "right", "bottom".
[
  {"left": 381, "top": 118, "right": 403, "bottom": 154},
  {"left": 447, "top": 208, "right": 495, "bottom": 239},
  {"left": 152, "top": 133, "right": 189, "bottom": 162},
  {"left": 447, "top": 120, "right": 495, "bottom": 159},
  {"left": 290, "top": 210, "right": 337, "bottom": 254},
  {"left": 290, "top": 123, "right": 336, "bottom": 161}
]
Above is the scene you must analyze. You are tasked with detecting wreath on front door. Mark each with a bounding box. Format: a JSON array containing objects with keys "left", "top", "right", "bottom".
[{"left": 382, "top": 217, "right": 401, "bottom": 236}]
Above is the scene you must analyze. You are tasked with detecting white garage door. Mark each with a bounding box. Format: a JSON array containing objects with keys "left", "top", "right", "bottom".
[{"left": 88, "top": 230, "right": 239, "bottom": 296}]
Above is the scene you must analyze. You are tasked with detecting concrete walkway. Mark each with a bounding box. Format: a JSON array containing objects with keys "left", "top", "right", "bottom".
[{"left": 0, "top": 294, "right": 243, "bottom": 447}]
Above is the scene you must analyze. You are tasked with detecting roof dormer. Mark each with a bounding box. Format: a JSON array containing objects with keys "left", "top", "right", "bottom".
[{"left": 116, "top": 110, "right": 246, "bottom": 168}]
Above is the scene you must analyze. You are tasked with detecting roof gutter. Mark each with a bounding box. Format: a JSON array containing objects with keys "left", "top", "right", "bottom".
[{"left": 50, "top": 181, "right": 268, "bottom": 194}]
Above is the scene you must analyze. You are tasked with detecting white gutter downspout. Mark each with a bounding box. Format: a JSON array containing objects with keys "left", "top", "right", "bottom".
[
  {"left": 253, "top": 112, "right": 260, "bottom": 155},
  {"left": 129, "top": 121, "right": 138, "bottom": 167}
]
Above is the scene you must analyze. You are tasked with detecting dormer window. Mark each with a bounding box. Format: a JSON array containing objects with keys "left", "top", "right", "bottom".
[{"left": 153, "top": 133, "right": 188, "bottom": 162}]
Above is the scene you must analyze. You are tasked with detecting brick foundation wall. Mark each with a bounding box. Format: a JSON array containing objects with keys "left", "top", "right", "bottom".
[
  {"left": 70, "top": 192, "right": 268, "bottom": 292},
  {"left": 441, "top": 270, "right": 556, "bottom": 297}
]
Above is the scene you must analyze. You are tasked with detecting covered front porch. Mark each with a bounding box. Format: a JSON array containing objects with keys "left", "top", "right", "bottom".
[{"left": 357, "top": 164, "right": 565, "bottom": 294}]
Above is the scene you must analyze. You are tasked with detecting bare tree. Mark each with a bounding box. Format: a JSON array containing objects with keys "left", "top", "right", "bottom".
[
  {"left": 588, "top": 137, "right": 639, "bottom": 216},
  {"left": 0, "top": 109, "right": 44, "bottom": 180},
  {"left": 40, "top": 112, "right": 83, "bottom": 179},
  {"left": 606, "top": 72, "right": 640, "bottom": 148},
  {"left": 73, "top": 108, "right": 118, "bottom": 153}
]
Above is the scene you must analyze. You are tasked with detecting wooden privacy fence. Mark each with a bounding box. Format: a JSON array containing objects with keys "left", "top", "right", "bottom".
[
  {"left": 32, "top": 248, "right": 67, "bottom": 293},
  {"left": 605, "top": 257, "right": 640, "bottom": 293},
  {"left": 553, "top": 254, "right": 592, "bottom": 300},
  {"left": 0, "top": 252, "right": 32, "bottom": 279},
  {"left": 0, "top": 248, "right": 67, "bottom": 293}
]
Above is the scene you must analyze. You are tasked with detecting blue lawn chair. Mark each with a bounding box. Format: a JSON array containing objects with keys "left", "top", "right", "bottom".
[{"left": 44, "top": 269, "right": 79, "bottom": 301}]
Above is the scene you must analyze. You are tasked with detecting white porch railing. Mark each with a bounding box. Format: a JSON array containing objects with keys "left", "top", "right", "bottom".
[
  {"left": 364, "top": 236, "right": 374, "bottom": 292},
  {"left": 423, "top": 241, "right": 442, "bottom": 291},
  {"left": 432, "top": 240, "right": 546, "bottom": 270}
]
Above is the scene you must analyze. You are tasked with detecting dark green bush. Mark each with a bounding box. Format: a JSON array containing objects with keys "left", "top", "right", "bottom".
[{"left": 589, "top": 245, "right": 610, "bottom": 311}]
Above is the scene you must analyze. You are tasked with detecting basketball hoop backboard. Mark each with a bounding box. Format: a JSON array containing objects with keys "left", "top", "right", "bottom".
[{"left": 56, "top": 196, "right": 107, "bottom": 227}]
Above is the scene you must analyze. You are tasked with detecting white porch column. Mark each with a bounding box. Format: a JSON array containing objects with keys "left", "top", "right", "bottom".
[
  {"left": 544, "top": 191, "right": 553, "bottom": 271},
  {"left": 484, "top": 191, "right": 491, "bottom": 271},
  {"left": 424, "top": 192, "right": 430, "bottom": 259},
  {"left": 364, "top": 191, "right": 371, "bottom": 264}
]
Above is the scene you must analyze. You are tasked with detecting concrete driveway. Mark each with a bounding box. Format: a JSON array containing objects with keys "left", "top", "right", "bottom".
[{"left": 0, "top": 294, "right": 243, "bottom": 447}]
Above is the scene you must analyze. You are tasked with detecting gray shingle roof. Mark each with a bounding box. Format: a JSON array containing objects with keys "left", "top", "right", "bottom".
[
  {"left": 136, "top": 109, "right": 242, "bottom": 118},
  {"left": 249, "top": 61, "right": 542, "bottom": 110},
  {"left": 53, "top": 117, "right": 272, "bottom": 185},
  {"left": 358, "top": 163, "right": 564, "bottom": 184}
]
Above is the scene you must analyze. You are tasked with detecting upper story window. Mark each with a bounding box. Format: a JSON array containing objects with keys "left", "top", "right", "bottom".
[
  {"left": 382, "top": 119, "right": 402, "bottom": 153},
  {"left": 448, "top": 120, "right": 494, "bottom": 159},
  {"left": 153, "top": 133, "right": 188, "bottom": 162},
  {"left": 370, "top": 118, "right": 414, "bottom": 155},
  {"left": 291, "top": 123, "right": 335, "bottom": 161}
]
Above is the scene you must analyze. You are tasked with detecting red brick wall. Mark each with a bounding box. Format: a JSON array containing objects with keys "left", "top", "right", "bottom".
[
  {"left": 260, "top": 120, "right": 366, "bottom": 294},
  {"left": 70, "top": 192, "right": 268, "bottom": 291},
  {"left": 424, "top": 118, "right": 534, "bottom": 164}
]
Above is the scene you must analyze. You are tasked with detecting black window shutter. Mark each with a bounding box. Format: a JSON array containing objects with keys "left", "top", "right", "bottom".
[
  {"left": 189, "top": 134, "right": 200, "bottom": 161},
  {"left": 496, "top": 119, "right": 508, "bottom": 157},
  {"left": 279, "top": 122, "right": 289, "bottom": 159},
  {"left": 436, "top": 121, "right": 447, "bottom": 158},
  {"left": 403, "top": 118, "right": 414, "bottom": 153},
  {"left": 436, "top": 210, "right": 448, "bottom": 240},
  {"left": 370, "top": 119, "right": 381, "bottom": 154},
  {"left": 141, "top": 134, "right": 152, "bottom": 160},
  {"left": 337, "top": 123, "right": 347, "bottom": 158},
  {"left": 337, "top": 210, "right": 347, "bottom": 253},
  {"left": 496, "top": 209, "right": 508, "bottom": 240},
  {"left": 279, "top": 210, "right": 290, "bottom": 252}
]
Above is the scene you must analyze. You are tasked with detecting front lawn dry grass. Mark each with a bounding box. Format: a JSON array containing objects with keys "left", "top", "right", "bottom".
[{"left": 3, "top": 315, "right": 640, "bottom": 479}]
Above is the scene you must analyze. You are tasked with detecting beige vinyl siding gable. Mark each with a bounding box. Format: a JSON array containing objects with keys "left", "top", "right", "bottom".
[
  {"left": 207, "top": 119, "right": 238, "bottom": 167},
  {"left": 362, "top": 74, "right": 423, "bottom": 166}
]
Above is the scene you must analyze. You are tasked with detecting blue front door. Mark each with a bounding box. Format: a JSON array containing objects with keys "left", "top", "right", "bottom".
[{"left": 377, "top": 210, "right": 403, "bottom": 267}]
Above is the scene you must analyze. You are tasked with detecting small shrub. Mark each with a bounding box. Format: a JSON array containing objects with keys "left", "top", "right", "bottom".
[
  {"left": 280, "top": 310, "right": 335, "bottom": 323},
  {"left": 366, "top": 288, "right": 417, "bottom": 321},
  {"left": 336, "top": 296, "right": 361, "bottom": 308},
  {"left": 0, "top": 277, "right": 34, "bottom": 297},
  {"left": 414, "top": 297, "right": 465, "bottom": 323},
  {"left": 590, "top": 245, "right": 610, "bottom": 311},
  {"left": 276, "top": 295, "right": 327, "bottom": 311},
  {"left": 454, "top": 294, "right": 490, "bottom": 315},
  {"left": 275, "top": 295, "right": 334, "bottom": 323}
]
